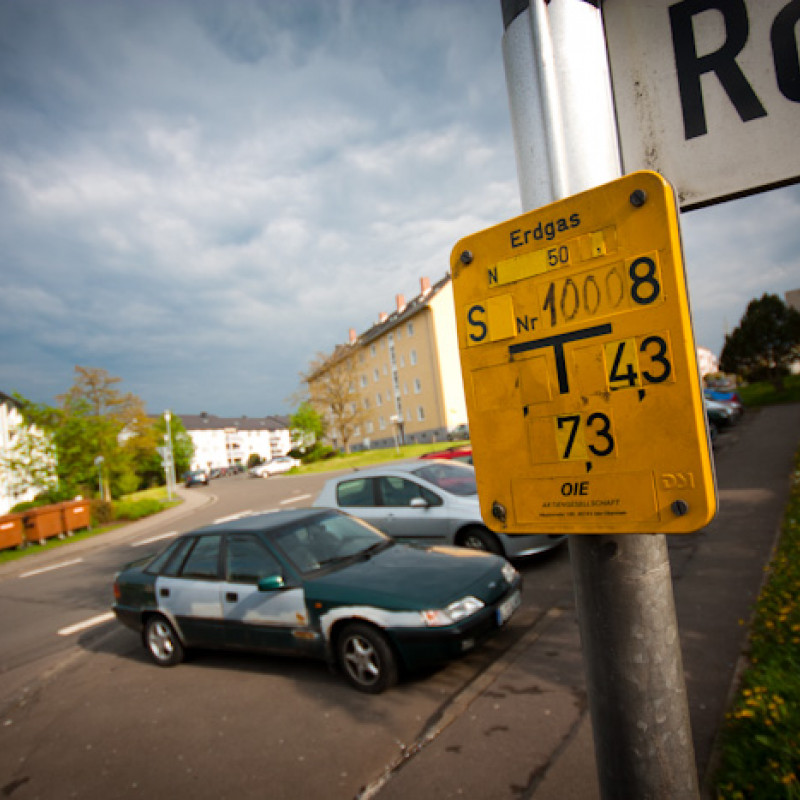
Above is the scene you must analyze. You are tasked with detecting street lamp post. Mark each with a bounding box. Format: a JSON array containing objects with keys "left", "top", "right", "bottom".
[
  {"left": 164, "top": 410, "right": 177, "bottom": 501},
  {"left": 94, "top": 455, "right": 104, "bottom": 500}
]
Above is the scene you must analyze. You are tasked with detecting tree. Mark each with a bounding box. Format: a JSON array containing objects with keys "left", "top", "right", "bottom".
[
  {"left": 301, "top": 348, "right": 367, "bottom": 454},
  {"left": 55, "top": 367, "right": 150, "bottom": 500},
  {"left": 720, "top": 294, "right": 800, "bottom": 387},
  {"left": 290, "top": 401, "right": 326, "bottom": 451},
  {"left": 136, "top": 414, "right": 194, "bottom": 487}
]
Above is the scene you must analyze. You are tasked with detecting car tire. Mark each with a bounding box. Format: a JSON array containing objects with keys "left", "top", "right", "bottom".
[
  {"left": 336, "top": 622, "right": 398, "bottom": 694},
  {"left": 458, "top": 525, "right": 503, "bottom": 556},
  {"left": 143, "top": 615, "right": 185, "bottom": 667}
]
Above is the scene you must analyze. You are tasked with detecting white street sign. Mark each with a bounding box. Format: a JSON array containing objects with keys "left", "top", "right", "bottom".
[{"left": 603, "top": 0, "right": 800, "bottom": 209}]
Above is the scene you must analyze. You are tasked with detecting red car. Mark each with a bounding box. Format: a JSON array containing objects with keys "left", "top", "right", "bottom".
[{"left": 419, "top": 446, "right": 473, "bottom": 465}]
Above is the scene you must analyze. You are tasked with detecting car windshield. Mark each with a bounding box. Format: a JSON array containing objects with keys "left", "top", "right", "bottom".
[
  {"left": 272, "top": 512, "right": 391, "bottom": 575},
  {"left": 412, "top": 462, "right": 477, "bottom": 496}
]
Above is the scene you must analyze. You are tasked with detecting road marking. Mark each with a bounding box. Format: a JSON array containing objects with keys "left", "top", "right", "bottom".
[
  {"left": 19, "top": 558, "right": 84, "bottom": 579},
  {"left": 57, "top": 611, "right": 115, "bottom": 637},
  {"left": 132, "top": 530, "right": 178, "bottom": 547},
  {"left": 213, "top": 510, "right": 254, "bottom": 524},
  {"left": 280, "top": 494, "right": 312, "bottom": 505}
]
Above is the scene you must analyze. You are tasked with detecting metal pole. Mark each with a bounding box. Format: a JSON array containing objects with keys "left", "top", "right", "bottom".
[
  {"left": 94, "top": 455, "right": 104, "bottom": 500},
  {"left": 500, "top": 2, "right": 700, "bottom": 797},
  {"left": 164, "top": 410, "right": 175, "bottom": 501}
]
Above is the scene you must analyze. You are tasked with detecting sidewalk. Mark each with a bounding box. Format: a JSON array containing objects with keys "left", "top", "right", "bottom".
[{"left": 369, "top": 403, "right": 800, "bottom": 800}]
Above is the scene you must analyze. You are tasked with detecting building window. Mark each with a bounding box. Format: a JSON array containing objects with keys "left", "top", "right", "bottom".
[
  {"left": 407, "top": 322, "right": 414, "bottom": 336},
  {"left": 379, "top": 416, "right": 386, "bottom": 430},
  {"left": 367, "top": 421, "right": 374, "bottom": 434},
  {"left": 410, "top": 349, "right": 417, "bottom": 366},
  {"left": 403, "top": 383, "right": 409, "bottom": 395},
  {"left": 360, "top": 375, "right": 367, "bottom": 388},
  {"left": 414, "top": 379, "right": 422, "bottom": 394},
  {"left": 370, "top": 344, "right": 377, "bottom": 357},
  {"left": 399, "top": 355, "right": 405, "bottom": 368},
  {"left": 376, "top": 394, "right": 383, "bottom": 406},
  {"left": 363, "top": 398, "right": 370, "bottom": 410},
  {"left": 373, "top": 369, "right": 379, "bottom": 382},
  {"left": 382, "top": 364, "right": 388, "bottom": 376},
  {"left": 417, "top": 406, "right": 425, "bottom": 421}
]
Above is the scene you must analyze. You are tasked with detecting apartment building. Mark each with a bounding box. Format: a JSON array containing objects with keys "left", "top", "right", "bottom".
[
  {"left": 307, "top": 275, "right": 468, "bottom": 451},
  {"left": 179, "top": 413, "right": 292, "bottom": 472}
]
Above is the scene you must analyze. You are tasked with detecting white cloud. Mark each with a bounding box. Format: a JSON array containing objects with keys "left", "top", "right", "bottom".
[{"left": 1, "top": 0, "right": 797, "bottom": 416}]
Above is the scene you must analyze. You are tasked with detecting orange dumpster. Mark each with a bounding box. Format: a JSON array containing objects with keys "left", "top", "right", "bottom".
[
  {"left": 23, "top": 505, "right": 64, "bottom": 545},
  {"left": 0, "top": 513, "right": 24, "bottom": 551},
  {"left": 60, "top": 500, "right": 91, "bottom": 533}
]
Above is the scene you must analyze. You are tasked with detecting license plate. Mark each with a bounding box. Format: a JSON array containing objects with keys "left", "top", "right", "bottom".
[{"left": 496, "top": 590, "right": 521, "bottom": 626}]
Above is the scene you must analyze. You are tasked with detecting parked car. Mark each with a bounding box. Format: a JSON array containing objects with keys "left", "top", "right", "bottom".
[
  {"left": 447, "top": 424, "right": 470, "bottom": 441},
  {"left": 420, "top": 446, "right": 473, "bottom": 464},
  {"left": 249, "top": 456, "right": 301, "bottom": 478},
  {"left": 704, "top": 388, "right": 744, "bottom": 418},
  {"left": 705, "top": 397, "right": 738, "bottom": 429},
  {"left": 184, "top": 469, "right": 209, "bottom": 487},
  {"left": 112, "top": 508, "right": 522, "bottom": 693},
  {"left": 313, "top": 460, "right": 564, "bottom": 560}
]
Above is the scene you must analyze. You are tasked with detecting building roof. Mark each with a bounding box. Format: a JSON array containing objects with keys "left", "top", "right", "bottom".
[
  {"left": 179, "top": 413, "right": 291, "bottom": 432},
  {"left": 306, "top": 273, "right": 451, "bottom": 379},
  {"left": 358, "top": 273, "right": 450, "bottom": 347},
  {"left": 0, "top": 391, "right": 21, "bottom": 410}
]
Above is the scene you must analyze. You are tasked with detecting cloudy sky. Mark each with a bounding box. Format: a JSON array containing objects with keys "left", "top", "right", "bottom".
[{"left": 2, "top": 0, "right": 798, "bottom": 417}]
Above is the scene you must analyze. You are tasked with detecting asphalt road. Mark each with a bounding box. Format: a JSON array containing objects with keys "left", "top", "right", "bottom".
[
  {"left": 0, "top": 465, "right": 574, "bottom": 799},
  {"left": 0, "top": 406, "right": 796, "bottom": 799}
]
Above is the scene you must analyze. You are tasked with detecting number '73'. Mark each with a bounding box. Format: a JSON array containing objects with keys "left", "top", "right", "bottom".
[{"left": 556, "top": 413, "right": 615, "bottom": 461}]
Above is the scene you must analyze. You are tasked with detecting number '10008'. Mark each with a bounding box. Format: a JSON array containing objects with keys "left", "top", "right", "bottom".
[{"left": 541, "top": 256, "right": 661, "bottom": 329}]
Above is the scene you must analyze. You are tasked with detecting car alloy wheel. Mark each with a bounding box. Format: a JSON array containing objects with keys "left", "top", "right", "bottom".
[
  {"left": 337, "top": 622, "right": 398, "bottom": 694},
  {"left": 144, "top": 615, "right": 185, "bottom": 667}
]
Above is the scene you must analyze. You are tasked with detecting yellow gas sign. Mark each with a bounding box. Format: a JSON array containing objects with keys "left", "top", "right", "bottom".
[{"left": 451, "top": 171, "right": 716, "bottom": 534}]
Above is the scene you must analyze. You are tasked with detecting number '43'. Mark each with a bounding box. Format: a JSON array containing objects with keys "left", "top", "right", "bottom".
[{"left": 604, "top": 335, "right": 672, "bottom": 391}]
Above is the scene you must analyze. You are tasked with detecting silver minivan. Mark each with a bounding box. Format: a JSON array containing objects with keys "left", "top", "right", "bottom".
[{"left": 313, "top": 459, "right": 564, "bottom": 559}]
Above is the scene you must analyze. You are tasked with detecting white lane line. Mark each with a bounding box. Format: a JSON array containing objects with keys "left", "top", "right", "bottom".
[
  {"left": 280, "top": 494, "right": 312, "bottom": 505},
  {"left": 58, "top": 611, "right": 115, "bottom": 637},
  {"left": 213, "top": 510, "right": 254, "bottom": 524},
  {"left": 132, "top": 530, "right": 178, "bottom": 547},
  {"left": 19, "top": 558, "right": 84, "bottom": 579}
]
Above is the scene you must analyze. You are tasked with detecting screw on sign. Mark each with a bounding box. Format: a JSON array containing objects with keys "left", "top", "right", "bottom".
[{"left": 451, "top": 171, "right": 717, "bottom": 536}]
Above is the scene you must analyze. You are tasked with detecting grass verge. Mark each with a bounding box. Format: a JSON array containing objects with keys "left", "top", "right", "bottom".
[
  {"left": 0, "top": 486, "right": 180, "bottom": 566},
  {"left": 713, "top": 446, "right": 800, "bottom": 798},
  {"left": 294, "top": 440, "right": 469, "bottom": 474},
  {"left": 738, "top": 374, "right": 800, "bottom": 408}
]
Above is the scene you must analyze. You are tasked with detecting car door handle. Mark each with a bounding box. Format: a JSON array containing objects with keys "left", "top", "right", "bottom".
[
  {"left": 159, "top": 588, "right": 170, "bottom": 598},
  {"left": 225, "top": 592, "right": 238, "bottom": 603}
]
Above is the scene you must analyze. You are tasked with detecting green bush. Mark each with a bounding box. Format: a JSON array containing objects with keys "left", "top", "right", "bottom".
[
  {"left": 91, "top": 499, "right": 115, "bottom": 526},
  {"left": 299, "top": 444, "right": 338, "bottom": 464},
  {"left": 113, "top": 498, "right": 163, "bottom": 521}
]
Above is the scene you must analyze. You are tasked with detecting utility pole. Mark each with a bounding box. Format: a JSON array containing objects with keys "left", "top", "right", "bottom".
[
  {"left": 164, "top": 410, "right": 177, "bottom": 501},
  {"left": 499, "top": 2, "right": 701, "bottom": 797}
]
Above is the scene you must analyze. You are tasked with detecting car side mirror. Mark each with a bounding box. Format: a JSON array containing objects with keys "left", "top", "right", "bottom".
[
  {"left": 258, "top": 575, "right": 286, "bottom": 592},
  {"left": 410, "top": 497, "right": 428, "bottom": 509}
]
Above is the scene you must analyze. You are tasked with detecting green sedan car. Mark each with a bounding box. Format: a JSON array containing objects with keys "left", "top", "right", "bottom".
[{"left": 113, "top": 508, "right": 522, "bottom": 693}]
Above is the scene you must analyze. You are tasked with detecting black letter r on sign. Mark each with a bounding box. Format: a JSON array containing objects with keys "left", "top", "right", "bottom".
[{"left": 669, "top": 0, "right": 767, "bottom": 139}]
